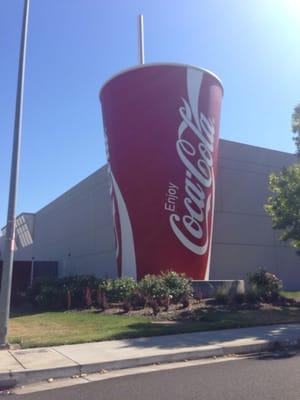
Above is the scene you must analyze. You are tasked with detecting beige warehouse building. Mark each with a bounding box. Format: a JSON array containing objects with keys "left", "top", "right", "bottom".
[{"left": 0, "top": 139, "right": 299, "bottom": 290}]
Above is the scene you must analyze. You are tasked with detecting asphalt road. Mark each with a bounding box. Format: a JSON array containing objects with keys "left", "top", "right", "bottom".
[{"left": 9, "top": 353, "right": 300, "bottom": 400}]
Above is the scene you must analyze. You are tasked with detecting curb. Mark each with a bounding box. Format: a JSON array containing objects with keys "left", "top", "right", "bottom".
[{"left": 1, "top": 337, "right": 300, "bottom": 390}]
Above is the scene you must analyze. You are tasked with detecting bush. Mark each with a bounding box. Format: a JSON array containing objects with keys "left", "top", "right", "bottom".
[
  {"left": 139, "top": 275, "right": 170, "bottom": 304},
  {"left": 27, "top": 278, "right": 62, "bottom": 309},
  {"left": 11, "top": 291, "right": 28, "bottom": 308},
  {"left": 111, "top": 277, "right": 138, "bottom": 302},
  {"left": 60, "top": 275, "right": 99, "bottom": 290},
  {"left": 244, "top": 287, "right": 262, "bottom": 304},
  {"left": 231, "top": 292, "right": 245, "bottom": 305},
  {"left": 27, "top": 272, "right": 194, "bottom": 312},
  {"left": 215, "top": 290, "right": 247, "bottom": 306},
  {"left": 247, "top": 268, "right": 282, "bottom": 302},
  {"left": 215, "top": 288, "right": 229, "bottom": 305},
  {"left": 98, "top": 277, "right": 138, "bottom": 304},
  {"left": 28, "top": 275, "right": 100, "bottom": 310},
  {"left": 122, "top": 290, "right": 145, "bottom": 312},
  {"left": 60, "top": 275, "right": 101, "bottom": 308},
  {"left": 34, "top": 285, "right": 66, "bottom": 310},
  {"left": 160, "top": 270, "right": 193, "bottom": 305}
]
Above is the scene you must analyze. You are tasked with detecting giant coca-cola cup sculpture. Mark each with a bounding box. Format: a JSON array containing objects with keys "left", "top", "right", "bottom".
[{"left": 100, "top": 63, "right": 223, "bottom": 280}]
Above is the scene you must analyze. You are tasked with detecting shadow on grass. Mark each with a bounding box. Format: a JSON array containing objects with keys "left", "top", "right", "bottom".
[
  {"left": 109, "top": 317, "right": 300, "bottom": 352},
  {"left": 255, "top": 351, "right": 299, "bottom": 361},
  {"left": 10, "top": 309, "right": 68, "bottom": 318}
]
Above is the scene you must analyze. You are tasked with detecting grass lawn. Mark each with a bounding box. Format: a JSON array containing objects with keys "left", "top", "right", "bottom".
[
  {"left": 282, "top": 291, "right": 300, "bottom": 301},
  {"left": 8, "top": 306, "right": 300, "bottom": 349}
]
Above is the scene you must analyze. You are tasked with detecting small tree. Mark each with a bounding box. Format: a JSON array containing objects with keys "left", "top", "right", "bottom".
[
  {"left": 292, "top": 104, "right": 300, "bottom": 157},
  {"left": 265, "top": 164, "right": 300, "bottom": 250},
  {"left": 265, "top": 104, "right": 300, "bottom": 251}
]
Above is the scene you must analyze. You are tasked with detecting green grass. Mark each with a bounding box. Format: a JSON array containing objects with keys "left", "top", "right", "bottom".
[
  {"left": 8, "top": 306, "right": 300, "bottom": 349},
  {"left": 282, "top": 291, "right": 300, "bottom": 300}
]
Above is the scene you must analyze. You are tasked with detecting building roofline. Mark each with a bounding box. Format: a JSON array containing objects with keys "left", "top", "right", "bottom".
[
  {"left": 1, "top": 212, "right": 36, "bottom": 232},
  {"left": 220, "top": 137, "right": 296, "bottom": 157},
  {"left": 7, "top": 139, "right": 296, "bottom": 222}
]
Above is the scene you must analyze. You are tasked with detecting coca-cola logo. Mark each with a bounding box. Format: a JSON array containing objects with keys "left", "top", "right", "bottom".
[{"left": 166, "top": 95, "right": 216, "bottom": 255}]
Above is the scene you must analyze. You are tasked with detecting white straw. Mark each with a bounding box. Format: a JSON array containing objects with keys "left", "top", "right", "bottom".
[{"left": 138, "top": 14, "right": 145, "bottom": 64}]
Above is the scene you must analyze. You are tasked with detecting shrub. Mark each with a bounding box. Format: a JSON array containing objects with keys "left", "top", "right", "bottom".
[
  {"left": 97, "top": 279, "right": 114, "bottom": 303},
  {"left": 96, "top": 287, "right": 108, "bottom": 310},
  {"left": 27, "top": 278, "right": 62, "bottom": 309},
  {"left": 98, "top": 277, "right": 138, "bottom": 304},
  {"left": 160, "top": 270, "right": 193, "bottom": 304},
  {"left": 42, "top": 276, "right": 97, "bottom": 308},
  {"left": 245, "top": 288, "right": 260, "bottom": 304},
  {"left": 247, "top": 268, "right": 282, "bottom": 302},
  {"left": 148, "top": 298, "right": 160, "bottom": 315},
  {"left": 34, "top": 285, "right": 66, "bottom": 310},
  {"left": 62, "top": 275, "right": 100, "bottom": 308},
  {"left": 28, "top": 275, "right": 100, "bottom": 310},
  {"left": 122, "top": 290, "right": 145, "bottom": 312},
  {"left": 111, "top": 277, "right": 138, "bottom": 302},
  {"left": 11, "top": 291, "right": 27, "bottom": 308},
  {"left": 139, "top": 274, "right": 170, "bottom": 310},
  {"left": 27, "top": 272, "right": 194, "bottom": 312},
  {"left": 60, "top": 275, "right": 99, "bottom": 290},
  {"left": 231, "top": 292, "right": 246, "bottom": 305},
  {"left": 180, "top": 293, "right": 191, "bottom": 308},
  {"left": 214, "top": 288, "right": 229, "bottom": 305}
]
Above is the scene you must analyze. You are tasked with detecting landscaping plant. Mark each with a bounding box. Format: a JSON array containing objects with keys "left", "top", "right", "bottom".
[
  {"left": 138, "top": 274, "right": 170, "bottom": 314},
  {"left": 98, "top": 277, "right": 138, "bottom": 304},
  {"left": 27, "top": 271, "right": 194, "bottom": 313},
  {"left": 247, "top": 268, "right": 282, "bottom": 302},
  {"left": 160, "top": 270, "right": 193, "bottom": 305}
]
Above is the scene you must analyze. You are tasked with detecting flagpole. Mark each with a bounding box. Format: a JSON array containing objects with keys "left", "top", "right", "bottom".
[
  {"left": 0, "top": 0, "right": 30, "bottom": 347},
  {"left": 138, "top": 14, "right": 145, "bottom": 64}
]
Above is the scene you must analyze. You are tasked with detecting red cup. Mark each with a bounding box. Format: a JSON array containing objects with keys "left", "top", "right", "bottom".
[{"left": 100, "top": 63, "right": 223, "bottom": 280}]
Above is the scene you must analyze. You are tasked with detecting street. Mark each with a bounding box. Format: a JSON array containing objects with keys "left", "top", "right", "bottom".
[{"left": 8, "top": 353, "right": 300, "bottom": 400}]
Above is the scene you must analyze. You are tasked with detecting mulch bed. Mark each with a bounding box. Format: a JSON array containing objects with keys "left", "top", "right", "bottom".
[{"left": 89, "top": 297, "right": 300, "bottom": 322}]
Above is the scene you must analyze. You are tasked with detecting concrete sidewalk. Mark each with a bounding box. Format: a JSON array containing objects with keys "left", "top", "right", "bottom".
[{"left": 1, "top": 324, "right": 300, "bottom": 388}]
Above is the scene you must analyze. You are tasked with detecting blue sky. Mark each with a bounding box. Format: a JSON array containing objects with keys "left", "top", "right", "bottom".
[{"left": 1, "top": 0, "right": 300, "bottom": 228}]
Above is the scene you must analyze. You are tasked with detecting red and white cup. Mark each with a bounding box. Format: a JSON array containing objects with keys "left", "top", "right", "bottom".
[{"left": 100, "top": 63, "right": 223, "bottom": 280}]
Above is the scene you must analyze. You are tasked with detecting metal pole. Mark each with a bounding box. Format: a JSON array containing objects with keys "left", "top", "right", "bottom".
[
  {"left": 30, "top": 257, "right": 35, "bottom": 287},
  {"left": 138, "top": 14, "right": 145, "bottom": 64},
  {"left": 0, "top": 0, "right": 30, "bottom": 347}
]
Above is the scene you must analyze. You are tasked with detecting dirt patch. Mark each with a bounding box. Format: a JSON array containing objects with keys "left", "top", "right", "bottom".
[{"left": 87, "top": 299, "right": 296, "bottom": 322}]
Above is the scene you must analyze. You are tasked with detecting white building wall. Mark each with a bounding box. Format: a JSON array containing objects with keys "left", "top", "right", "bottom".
[
  {"left": 2, "top": 139, "right": 299, "bottom": 289},
  {"left": 211, "top": 140, "right": 299, "bottom": 289},
  {"left": 10, "top": 167, "right": 118, "bottom": 278}
]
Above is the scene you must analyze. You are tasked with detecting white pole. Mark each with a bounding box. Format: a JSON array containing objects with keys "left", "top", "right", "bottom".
[
  {"left": 138, "top": 14, "right": 145, "bottom": 64},
  {"left": 0, "top": 0, "right": 30, "bottom": 347}
]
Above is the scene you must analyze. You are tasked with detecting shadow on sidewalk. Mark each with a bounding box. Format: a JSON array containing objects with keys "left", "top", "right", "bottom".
[{"left": 111, "top": 323, "right": 300, "bottom": 351}]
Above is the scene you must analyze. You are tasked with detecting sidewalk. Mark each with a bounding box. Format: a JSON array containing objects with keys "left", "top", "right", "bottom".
[{"left": 1, "top": 323, "right": 300, "bottom": 388}]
